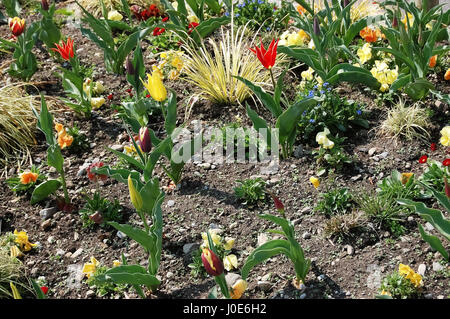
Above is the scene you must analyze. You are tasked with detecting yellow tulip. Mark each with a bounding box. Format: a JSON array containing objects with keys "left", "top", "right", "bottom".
[
  {"left": 141, "top": 72, "right": 167, "bottom": 102},
  {"left": 128, "top": 175, "right": 143, "bottom": 211},
  {"left": 310, "top": 177, "right": 320, "bottom": 189}
]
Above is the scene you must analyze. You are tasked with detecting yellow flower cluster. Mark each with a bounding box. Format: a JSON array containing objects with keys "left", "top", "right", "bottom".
[
  {"left": 440, "top": 126, "right": 450, "bottom": 147},
  {"left": 13, "top": 229, "right": 37, "bottom": 252},
  {"left": 316, "top": 128, "right": 334, "bottom": 149},
  {"left": 357, "top": 43, "right": 372, "bottom": 64},
  {"left": 82, "top": 256, "right": 100, "bottom": 279},
  {"left": 154, "top": 50, "right": 185, "bottom": 81},
  {"left": 201, "top": 229, "right": 237, "bottom": 271},
  {"left": 398, "top": 264, "right": 423, "bottom": 288},
  {"left": 279, "top": 29, "right": 310, "bottom": 47},
  {"left": 370, "top": 60, "right": 398, "bottom": 92}
]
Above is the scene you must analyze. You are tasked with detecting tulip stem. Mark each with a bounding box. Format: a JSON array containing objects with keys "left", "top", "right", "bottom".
[
  {"left": 269, "top": 68, "right": 276, "bottom": 91},
  {"left": 60, "top": 171, "right": 70, "bottom": 204}
]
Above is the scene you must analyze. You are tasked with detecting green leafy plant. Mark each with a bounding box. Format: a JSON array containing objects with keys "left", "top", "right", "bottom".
[
  {"left": 241, "top": 199, "right": 310, "bottom": 285},
  {"left": 377, "top": 0, "right": 450, "bottom": 102},
  {"left": 377, "top": 170, "right": 421, "bottom": 201},
  {"left": 37, "top": 0, "right": 62, "bottom": 52},
  {"left": 315, "top": 187, "right": 353, "bottom": 217},
  {"left": 296, "top": 83, "right": 368, "bottom": 140},
  {"left": 1, "top": 0, "right": 21, "bottom": 17},
  {"left": 188, "top": 248, "right": 207, "bottom": 278},
  {"left": 233, "top": 0, "right": 290, "bottom": 32},
  {"left": 6, "top": 165, "right": 46, "bottom": 195},
  {"left": 79, "top": 191, "right": 122, "bottom": 229},
  {"left": 398, "top": 180, "right": 450, "bottom": 261},
  {"left": 0, "top": 22, "right": 39, "bottom": 81},
  {"left": 418, "top": 159, "right": 450, "bottom": 197},
  {"left": 313, "top": 133, "right": 352, "bottom": 174},
  {"left": 66, "top": 124, "right": 90, "bottom": 152},
  {"left": 94, "top": 176, "right": 165, "bottom": 297},
  {"left": 378, "top": 270, "right": 421, "bottom": 299},
  {"left": 31, "top": 95, "right": 70, "bottom": 208},
  {"left": 86, "top": 265, "right": 128, "bottom": 297},
  {"left": 234, "top": 177, "right": 267, "bottom": 206},
  {"left": 279, "top": 0, "right": 381, "bottom": 89}
]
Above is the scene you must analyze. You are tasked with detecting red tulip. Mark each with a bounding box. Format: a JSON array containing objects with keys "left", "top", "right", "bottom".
[
  {"left": 250, "top": 38, "right": 279, "bottom": 69},
  {"left": 162, "top": 16, "right": 169, "bottom": 22},
  {"left": 9, "top": 17, "right": 26, "bottom": 37},
  {"left": 40, "top": 286, "right": 49, "bottom": 295},
  {"left": 41, "top": 0, "right": 49, "bottom": 11},
  {"left": 107, "top": 93, "right": 113, "bottom": 100},
  {"left": 187, "top": 22, "right": 199, "bottom": 35},
  {"left": 419, "top": 155, "right": 428, "bottom": 164},
  {"left": 430, "top": 143, "right": 437, "bottom": 151},
  {"left": 270, "top": 194, "right": 285, "bottom": 214},
  {"left": 443, "top": 159, "right": 450, "bottom": 166},
  {"left": 51, "top": 38, "right": 75, "bottom": 61},
  {"left": 201, "top": 248, "right": 224, "bottom": 276}
]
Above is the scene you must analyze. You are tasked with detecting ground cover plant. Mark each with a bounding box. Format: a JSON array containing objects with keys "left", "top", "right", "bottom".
[{"left": 0, "top": 0, "right": 449, "bottom": 303}]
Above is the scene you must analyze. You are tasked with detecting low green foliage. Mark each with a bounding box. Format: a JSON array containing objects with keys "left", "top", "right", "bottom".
[
  {"left": 377, "top": 170, "right": 421, "bottom": 201},
  {"left": 86, "top": 265, "right": 128, "bottom": 297},
  {"left": 79, "top": 191, "right": 122, "bottom": 229},
  {"left": 234, "top": 178, "right": 267, "bottom": 206},
  {"left": 379, "top": 271, "right": 420, "bottom": 299},
  {"left": 315, "top": 188, "right": 353, "bottom": 217},
  {"left": 233, "top": 0, "right": 290, "bottom": 32},
  {"left": 6, "top": 166, "right": 46, "bottom": 195}
]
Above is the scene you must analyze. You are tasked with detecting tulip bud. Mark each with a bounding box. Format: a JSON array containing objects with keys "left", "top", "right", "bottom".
[
  {"left": 89, "top": 211, "right": 104, "bottom": 224},
  {"left": 392, "top": 16, "right": 398, "bottom": 27},
  {"left": 139, "top": 127, "right": 152, "bottom": 153},
  {"left": 201, "top": 248, "right": 224, "bottom": 276},
  {"left": 8, "top": 17, "right": 26, "bottom": 37},
  {"left": 342, "top": 0, "right": 349, "bottom": 7},
  {"left": 41, "top": 0, "right": 49, "bottom": 10},
  {"left": 313, "top": 16, "right": 320, "bottom": 36},
  {"left": 270, "top": 194, "right": 285, "bottom": 214},
  {"left": 126, "top": 56, "right": 135, "bottom": 76},
  {"left": 128, "top": 175, "right": 143, "bottom": 211},
  {"left": 40, "top": 286, "right": 49, "bottom": 295}
]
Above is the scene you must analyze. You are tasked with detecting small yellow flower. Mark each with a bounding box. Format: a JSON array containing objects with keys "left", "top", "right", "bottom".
[
  {"left": 108, "top": 10, "right": 123, "bottom": 21},
  {"left": 82, "top": 257, "right": 99, "bottom": 279},
  {"left": 54, "top": 123, "right": 65, "bottom": 135},
  {"left": 380, "top": 290, "right": 392, "bottom": 296},
  {"left": 160, "top": 52, "right": 167, "bottom": 59},
  {"left": 297, "top": 29, "right": 310, "bottom": 44},
  {"left": 91, "top": 97, "right": 105, "bottom": 110},
  {"left": 112, "top": 260, "right": 121, "bottom": 267},
  {"left": 401, "top": 173, "right": 414, "bottom": 185},
  {"left": 301, "top": 67, "right": 314, "bottom": 81},
  {"left": 201, "top": 230, "right": 221, "bottom": 248},
  {"left": 398, "top": 263, "right": 423, "bottom": 287},
  {"left": 187, "top": 14, "right": 199, "bottom": 24},
  {"left": 440, "top": 126, "right": 450, "bottom": 147},
  {"left": 93, "top": 81, "right": 105, "bottom": 95},
  {"left": 223, "top": 254, "right": 238, "bottom": 271},
  {"left": 316, "top": 128, "right": 334, "bottom": 149},
  {"left": 310, "top": 177, "right": 320, "bottom": 189},
  {"left": 223, "top": 237, "right": 235, "bottom": 251},
  {"left": 357, "top": 43, "right": 372, "bottom": 64},
  {"left": 14, "top": 229, "right": 37, "bottom": 252},
  {"left": 230, "top": 279, "right": 247, "bottom": 299}
]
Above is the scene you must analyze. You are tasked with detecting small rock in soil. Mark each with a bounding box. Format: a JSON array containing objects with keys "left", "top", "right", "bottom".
[
  {"left": 345, "top": 245, "right": 354, "bottom": 256},
  {"left": 302, "top": 232, "right": 311, "bottom": 240},
  {"left": 432, "top": 262, "right": 444, "bottom": 272},
  {"left": 183, "top": 243, "right": 198, "bottom": 255},
  {"left": 71, "top": 248, "right": 83, "bottom": 259},
  {"left": 39, "top": 207, "right": 57, "bottom": 220},
  {"left": 117, "top": 231, "right": 127, "bottom": 239},
  {"left": 66, "top": 264, "right": 84, "bottom": 289},
  {"left": 257, "top": 233, "right": 270, "bottom": 246},
  {"left": 167, "top": 200, "right": 175, "bottom": 207},
  {"left": 425, "top": 222, "right": 435, "bottom": 232},
  {"left": 110, "top": 144, "right": 124, "bottom": 151},
  {"left": 299, "top": 293, "right": 307, "bottom": 299},
  {"left": 257, "top": 281, "right": 272, "bottom": 292},
  {"left": 85, "top": 290, "right": 96, "bottom": 298},
  {"left": 41, "top": 219, "right": 52, "bottom": 230},
  {"left": 368, "top": 147, "right": 377, "bottom": 156}
]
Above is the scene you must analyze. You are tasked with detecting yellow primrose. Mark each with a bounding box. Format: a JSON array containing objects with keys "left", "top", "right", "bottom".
[
  {"left": 201, "top": 230, "right": 221, "bottom": 248},
  {"left": 93, "top": 81, "right": 105, "bottom": 95},
  {"left": 230, "top": 279, "right": 247, "bottom": 299},
  {"left": 14, "top": 229, "right": 37, "bottom": 252},
  {"left": 357, "top": 43, "right": 372, "bottom": 64},
  {"left": 301, "top": 67, "right": 314, "bottom": 81},
  {"left": 223, "top": 237, "right": 235, "bottom": 251},
  {"left": 223, "top": 254, "right": 238, "bottom": 271},
  {"left": 380, "top": 83, "right": 389, "bottom": 92},
  {"left": 82, "top": 257, "right": 99, "bottom": 279},
  {"left": 316, "top": 128, "right": 334, "bottom": 149},
  {"left": 440, "top": 126, "right": 450, "bottom": 147},
  {"left": 298, "top": 29, "right": 309, "bottom": 44},
  {"left": 113, "top": 260, "right": 121, "bottom": 267},
  {"left": 10, "top": 245, "right": 24, "bottom": 258},
  {"left": 316, "top": 76, "right": 323, "bottom": 87},
  {"left": 141, "top": 72, "right": 167, "bottom": 102},
  {"left": 108, "top": 10, "right": 123, "bottom": 21},
  {"left": 287, "top": 32, "right": 302, "bottom": 46},
  {"left": 91, "top": 97, "right": 105, "bottom": 109},
  {"left": 10, "top": 282, "right": 22, "bottom": 299},
  {"left": 83, "top": 78, "right": 92, "bottom": 96},
  {"left": 310, "top": 176, "right": 320, "bottom": 189},
  {"left": 128, "top": 175, "right": 143, "bottom": 212},
  {"left": 380, "top": 290, "right": 392, "bottom": 296}
]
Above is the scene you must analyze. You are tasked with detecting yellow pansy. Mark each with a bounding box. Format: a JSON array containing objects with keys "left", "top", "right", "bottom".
[
  {"left": 14, "top": 229, "right": 37, "bottom": 252},
  {"left": 223, "top": 237, "right": 235, "bottom": 251},
  {"left": 112, "top": 260, "right": 121, "bottom": 267},
  {"left": 316, "top": 128, "right": 334, "bottom": 149},
  {"left": 108, "top": 10, "right": 123, "bottom": 21},
  {"left": 298, "top": 29, "right": 310, "bottom": 44},
  {"left": 287, "top": 32, "right": 302, "bottom": 46},
  {"left": 440, "top": 126, "right": 450, "bottom": 147},
  {"left": 310, "top": 177, "right": 320, "bottom": 189},
  {"left": 82, "top": 257, "right": 99, "bottom": 279},
  {"left": 301, "top": 67, "right": 314, "bottom": 81},
  {"left": 223, "top": 254, "right": 238, "bottom": 271},
  {"left": 357, "top": 43, "right": 372, "bottom": 64},
  {"left": 230, "top": 279, "right": 247, "bottom": 299},
  {"left": 91, "top": 97, "right": 105, "bottom": 109},
  {"left": 141, "top": 72, "right": 167, "bottom": 102},
  {"left": 201, "top": 230, "right": 221, "bottom": 248},
  {"left": 398, "top": 263, "right": 423, "bottom": 287},
  {"left": 401, "top": 173, "right": 414, "bottom": 185},
  {"left": 171, "top": 56, "right": 184, "bottom": 71}
]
